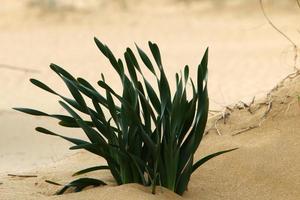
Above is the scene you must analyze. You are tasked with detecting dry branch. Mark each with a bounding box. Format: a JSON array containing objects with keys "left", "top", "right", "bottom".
[
  {"left": 7, "top": 174, "right": 37, "bottom": 178},
  {"left": 232, "top": 98, "right": 272, "bottom": 136},
  {"left": 45, "top": 180, "right": 62, "bottom": 186},
  {"left": 205, "top": 107, "right": 231, "bottom": 136},
  {"left": 259, "top": 0, "right": 299, "bottom": 70},
  {"left": 214, "top": 115, "right": 223, "bottom": 136},
  {"left": 247, "top": 96, "right": 256, "bottom": 114},
  {"left": 0, "top": 64, "right": 40, "bottom": 73},
  {"left": 232, "top": 125, "right": 260, "bottom": 136}
]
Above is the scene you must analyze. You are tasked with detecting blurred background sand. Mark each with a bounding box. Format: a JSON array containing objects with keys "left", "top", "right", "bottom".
[{"left": 0, "top": 0, "right": 299, "bottom": 172}]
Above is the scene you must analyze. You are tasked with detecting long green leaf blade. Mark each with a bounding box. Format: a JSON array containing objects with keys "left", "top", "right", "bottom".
[
  {"left": 56, "top": 178, "right": 106, "bottom": 195},
  {"left": 73, "top": 166, "right": 110, "bottom": 176},
  {"left": 192, "top": 148, "right": 238, "bottom": 173},
  {"left": 136, "top": 44, "right": 156, "bottom": 75}
]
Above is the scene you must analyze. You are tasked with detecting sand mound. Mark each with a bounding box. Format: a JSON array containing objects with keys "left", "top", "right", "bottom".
[
  {"left": 1, "top": 73, "right": 299, "bottom": 200},
  {"left": 188, "top": 72, "right": 300, "bottom": 200},
  {"left": 1, "top": 1, "right": 300, "bottom": 199}
]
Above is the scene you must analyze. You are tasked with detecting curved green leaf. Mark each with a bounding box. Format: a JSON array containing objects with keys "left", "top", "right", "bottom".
[
  {"left": 192, "top": 148, "right": 238, "bottom": 173},
  {"left": 148, "top": 41, "right": 162, "bottom": 69},
  {"left": 56, "top": 178, "right": 106, "bottom": 195},
  {"left": 136, "top": 44, "right": 156, "bottom": 75},
  {"left": 73, "top": 166, "right": 110, "bottom": 176},
  {"left": 30, "top": 79, "right": 57, "bottom": 95}
]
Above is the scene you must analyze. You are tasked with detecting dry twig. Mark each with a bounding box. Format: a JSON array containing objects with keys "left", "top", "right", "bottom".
[
  {"left": 234, "top": 101, "right": 249, "bottom": 110},
  {"left": 269, "top": 71, "right": 300, "bottom": 97},
  {"left": 262, "top": 100, "right": 273, "bottom": 119},
  {"left": 259, "top": 0, "right": 299, "bottom": 70},
  {"left": 232, "top": 99, "right": 272, "bottom": 136},
  {"left": 205, "top": 107, "right": 231, "bottom": 136},
  {"left": 8, "top": 174, "right": 37, "bottom": 178},
  {"left": 0, "top": 64, "right": 40, "bottom": 73},
  {"left": 247, "top": 96, "right": 256, "bottom": 113},
  {"left": 214, "top": 115, "right": 223, "bottom": 136},
  {"left": 45, "top": 180, "right": 62, "bottom": 186},
  {"left": 232, "top": 125, "right": 260, "bottom": 136}
]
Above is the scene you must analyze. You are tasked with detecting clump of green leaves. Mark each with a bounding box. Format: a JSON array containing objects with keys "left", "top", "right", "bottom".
[{"left": 14, "top": 38, "right": 237, "bottom": 195}]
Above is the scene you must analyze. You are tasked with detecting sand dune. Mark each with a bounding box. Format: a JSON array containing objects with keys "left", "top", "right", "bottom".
[
  {"left": 1, "top": 71, "right": 299, "bottom": 200},
  {"left": 0, "top": 1, "right": 300, "bottom": 199}
]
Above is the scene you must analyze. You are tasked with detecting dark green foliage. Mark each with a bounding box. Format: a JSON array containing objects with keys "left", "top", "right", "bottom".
[
  {"left": 55, "top": 178, "right": 107, "bottom": 195},
  {"left": 14, "top": 38, "right": 237, "bottom": 195}
]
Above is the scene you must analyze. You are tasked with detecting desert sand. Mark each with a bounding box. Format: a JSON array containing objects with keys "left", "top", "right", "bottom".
[{"left": 0, "top": 0, "right": 300, "bottom": 199}]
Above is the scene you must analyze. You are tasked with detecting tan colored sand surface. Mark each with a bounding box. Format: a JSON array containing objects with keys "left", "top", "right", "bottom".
[
  {"left": 1, "top": 73, "right": 300, "bottom": 200},
  {"left": 1, "top": 0, "right": 300, "bottom": 199}
]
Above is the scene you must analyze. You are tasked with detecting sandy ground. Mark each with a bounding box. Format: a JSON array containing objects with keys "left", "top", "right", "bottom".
[
  {"left": 1, "top": 72, "right": 300, "bottom": 200},
  {"left": 0, "top": 0, "right": 300, "bottom": 199}
]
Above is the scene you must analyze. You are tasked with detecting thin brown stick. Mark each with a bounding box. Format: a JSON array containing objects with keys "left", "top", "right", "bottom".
[
  {"left": 206, "top": 107, "right": 231, "bottom": 136},
  {"left": 0, "top": 64, "right": 40, "bottom": 73},
  {"left": 235, "top": 101, "right": 249, "bottom": 109},
  {"left": 45, "top": 180, "right": 62, "bottom": 186},
  {"left": 8, "top": 174, "right": 37, "bottom": 178},
  {"left": 249, "top": 96, "right": 255, "bottom": 108},
  {"left": 259, "top": 0, "right": 297, "bottom": 47},
  {"left": 247, "top": 96, "right": 256, "bottom": 113},
  {"left": 209, "top": 109, "right": 221, "bottom": 113},
  {"left": 259, "top": 0, "right": 298, "bottom": 70},
  {"left": 205, "top": 115, "right": 221, "bottom": 135},
  {"left": 297, "top": 0, "right": 300, "bottom": 9},
  {"left": 268, "top": 70, "right": 300, "bottom": 96},
  {"left": 262, "top": 100, "right": 272, "bottom": 119},
  {"left": 232, "top": 98, "right": 272, "bottom": 136},
  {"left": 225, "top": 106, "right": 234, "bottom": 112},
  {"left": 232, "top": 67, "right": 300, "bottom": 137},
  {"left": 232, "top": 125, "right": 260, "bottom": 136},
  {"left": 214, "top": 116, "right": 223, "bottom": 136}
]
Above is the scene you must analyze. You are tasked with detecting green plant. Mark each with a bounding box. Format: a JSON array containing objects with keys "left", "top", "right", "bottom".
[{"left": 14, "top": 38, "right": 237, "bottom": 195}]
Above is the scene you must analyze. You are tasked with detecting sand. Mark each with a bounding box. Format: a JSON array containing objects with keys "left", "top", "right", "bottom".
[
  {"left": 1, "top": 72, "right": 300, "bottom": 200},
  {"left": 0, "top": 0, "right": 300, "bottom": 199}
]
